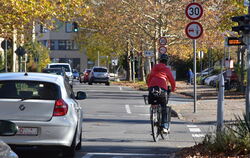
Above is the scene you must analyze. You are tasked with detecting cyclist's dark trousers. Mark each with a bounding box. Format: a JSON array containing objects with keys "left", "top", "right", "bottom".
[{"left": 160, "top": 97, "right": 167, "bottom": 124}]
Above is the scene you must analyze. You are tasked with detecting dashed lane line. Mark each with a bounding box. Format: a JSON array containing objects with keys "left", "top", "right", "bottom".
[{"left": 125, "top": 104, "right": 131, "bottom": 114}]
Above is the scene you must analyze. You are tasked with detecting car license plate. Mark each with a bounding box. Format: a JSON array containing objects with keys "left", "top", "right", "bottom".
[{"left": 16, "top": 127, "right": 38, "bottom": 136}]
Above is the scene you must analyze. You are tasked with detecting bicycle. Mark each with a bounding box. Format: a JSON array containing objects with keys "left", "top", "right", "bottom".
[{"left": 143, "top": 86, "right": 171, "bottom": 142}]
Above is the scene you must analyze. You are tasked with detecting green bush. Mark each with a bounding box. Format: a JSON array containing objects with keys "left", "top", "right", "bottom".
[{"left": 202, "top": 114, "right": 250, "bottom": 156}]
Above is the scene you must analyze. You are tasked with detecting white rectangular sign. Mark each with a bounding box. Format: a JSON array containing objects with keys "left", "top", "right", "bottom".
[
  {"left": 245, "top": 0, "right": 249, "bottom": 6},
  {"left": 144, "top": 51, "right": 154, "bottom": 57},
  {"left": 112, "top": 59, "right": 118, "bottom": 66}
]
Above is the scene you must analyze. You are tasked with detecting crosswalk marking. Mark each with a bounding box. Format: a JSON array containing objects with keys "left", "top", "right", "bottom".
[
  {"left": 187, "top": 125, "right": 197, "bottom": 128},
  {"left": 189, "top": 128, "right": 201, "bottom": 133},
  {"left": 192, "top": 134, "right": 205, "bottom": 138},
  {"left": 187, "top": 125, "right": 205, "bottom": 138}
]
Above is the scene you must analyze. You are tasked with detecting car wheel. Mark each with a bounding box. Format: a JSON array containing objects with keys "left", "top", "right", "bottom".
[
  {"left": 62, "top": 131, "right": 77, "bottom": 158},
  {"left": 230, "top": 81, "right": 238, "bottom": 90},
  {"left": 105, "top": 82, "right": 110, "bottom": 86}
]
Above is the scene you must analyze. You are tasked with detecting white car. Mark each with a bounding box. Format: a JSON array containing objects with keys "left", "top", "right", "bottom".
[
  {"left": 204, "top": 75, "right": 218, "bottom": 87},
  {"left": 0, "top": 72, "right": 86, "bottom": 157},
  {"left": 47, "top": 63, "right": 73, "bottom": 88}
]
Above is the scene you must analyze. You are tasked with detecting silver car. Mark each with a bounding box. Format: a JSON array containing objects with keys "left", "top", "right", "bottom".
[
  {"left": 88, "top": 66, "right": 110, "bottom": 85},
  {"left": 0, "top": 72, "right": 86, "bottom": 157}
]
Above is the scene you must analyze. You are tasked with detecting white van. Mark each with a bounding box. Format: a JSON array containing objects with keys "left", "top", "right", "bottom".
[{"left": 47, "top": 63, "right": 73, "bottom": 87}]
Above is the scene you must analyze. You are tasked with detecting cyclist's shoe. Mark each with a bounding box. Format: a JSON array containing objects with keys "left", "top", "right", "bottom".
[
  {"left": 162, "top": 123, "right": 170, "bottom": 133},
  {"left": 162, "top": 128, "right": 169, "bottom": 133}
]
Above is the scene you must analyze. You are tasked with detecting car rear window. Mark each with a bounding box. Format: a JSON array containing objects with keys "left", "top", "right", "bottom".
[
  {"left": 0, "top": 81, "right": 60, "bottom": 100},
  {"left": 93, "top": 68, "right": 107, "bottom": 72},
  {"left": 50, "top": 65, "right": 70, "bottom": 72},
  {"left": 42, "top": 69, "right": 63, "bottom": 75}
]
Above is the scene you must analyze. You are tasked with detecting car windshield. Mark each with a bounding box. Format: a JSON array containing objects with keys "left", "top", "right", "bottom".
[
  {"left": 50, "top": 65, "right": 70, "bottom": 72},
  {"left": 0, "top": 81, "right": 60, "bottom": 100},
  {"left": 93, "top": 68, "right": 107, "bottom": 72}
]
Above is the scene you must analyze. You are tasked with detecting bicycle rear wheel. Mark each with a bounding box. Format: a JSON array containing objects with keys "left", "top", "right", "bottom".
[
  {"left": 150, "top": 107, "right": 160, "bottom": 142},
  {"left": 160, "top": 106, "right": 171, "bottom": 139}
]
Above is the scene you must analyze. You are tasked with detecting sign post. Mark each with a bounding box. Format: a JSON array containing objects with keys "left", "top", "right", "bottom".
[{"left": 185, "top": 2, "right": 203, "bottom": 113}]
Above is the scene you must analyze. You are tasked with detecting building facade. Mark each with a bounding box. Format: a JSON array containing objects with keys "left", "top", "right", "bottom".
[{"left": 36, "top": 22, "right": 87, "bottom": 72}]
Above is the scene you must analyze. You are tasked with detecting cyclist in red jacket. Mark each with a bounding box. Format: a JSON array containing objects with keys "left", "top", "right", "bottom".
[{"left": 147, "top": 54, "right": 176, "bottom": 132}]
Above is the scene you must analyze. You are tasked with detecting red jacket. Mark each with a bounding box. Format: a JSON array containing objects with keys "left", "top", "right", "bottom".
[{"left": 147, "top": 63, "right": 176, "bottom": 92}]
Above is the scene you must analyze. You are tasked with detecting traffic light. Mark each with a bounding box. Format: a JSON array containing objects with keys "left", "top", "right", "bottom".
[
  {"left": 231, "top": 15, "right": 250, "bottom": 34},
  {"left": 72, "top": 22, "right": 78, "bottom": 32}
]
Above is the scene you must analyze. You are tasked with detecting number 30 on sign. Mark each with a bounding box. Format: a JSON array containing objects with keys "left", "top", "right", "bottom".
[{"left": 185, "top": 3, "right": 203, "bottom": 20}]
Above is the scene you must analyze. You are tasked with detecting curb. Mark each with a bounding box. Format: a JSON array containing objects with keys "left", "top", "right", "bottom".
[{"left": 171, "top": 108, "right": 184, "bottom": 120}]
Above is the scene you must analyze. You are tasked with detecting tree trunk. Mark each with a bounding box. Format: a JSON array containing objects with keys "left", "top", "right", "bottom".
[{"left": 126, "top": 39, "right": 132, "bottom": 81}]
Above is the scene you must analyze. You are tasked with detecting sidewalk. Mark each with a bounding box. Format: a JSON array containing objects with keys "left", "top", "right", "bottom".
[{"left": 172, "top": 81, "right": 245, "bottom": 123}]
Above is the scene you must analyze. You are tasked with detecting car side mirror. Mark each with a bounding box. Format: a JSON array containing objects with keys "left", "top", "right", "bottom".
[
  {"left": 0, "top": 120, "right": 18, "bottom": 136},
  {"left": 76, "top": 91, "right": 87, "bottom": 100}
]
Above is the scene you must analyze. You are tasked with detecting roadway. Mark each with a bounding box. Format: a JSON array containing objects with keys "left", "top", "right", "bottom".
[{"left": 16, "top": 81, "right": 214, "bottom": 158}]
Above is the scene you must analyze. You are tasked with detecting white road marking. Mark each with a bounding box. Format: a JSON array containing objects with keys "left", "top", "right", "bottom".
[
  {"left": 134, "top": 105, "right": 150, "bottom": 108},
  {"left": 82, "top": 152, "right": 168, "bottom": 158},
  {"left": 139, "top": 114, "right": 150, "bottom": 116},
  {"left": 125, "top": 104, "right": 131, "bottom": 114},
  {"left": 189, "top": 128, "right": 201, "bottom": 133},
  {"left": 187, "top": 125, "right": 206, "bottom": 138},
  {"left": 119, "top": 86, "right": 122, "bottom": 91},
  {"left": 192, "top": 134, "right": 205, "bottom": 138},
  {"left": 187, "top": 125, "right": 197, "bottom": 128}
]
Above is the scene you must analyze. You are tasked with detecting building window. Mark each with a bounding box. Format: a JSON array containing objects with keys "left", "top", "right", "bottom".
[
  {"left": 66, "top": 23, "right": 73, "bottom": 33},
  {"left": 66, "top": 40, "right": 73, "bottom": 50},
  {"left": 40, "top": 25, "right": 49, "bottom": 33},
  {"left": 50, "top": 40, "right": 55, "bottom": 50},
  {"left": 58, "top": 40, "right": 66, "bottom": 50}
]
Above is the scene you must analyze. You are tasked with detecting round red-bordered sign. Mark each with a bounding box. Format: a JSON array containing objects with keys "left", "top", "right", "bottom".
[
  {"left": 159, "top": 37, "right": 167, "bottom": 45},
  {"left": 185, "top": 22, "right": 203, "bottom": 39},
  {"left": 158, "top": 46, "right": 167, "bottom": 54},
  {"left": 185, "top": 3, "right": 203, "bottom": 20}
]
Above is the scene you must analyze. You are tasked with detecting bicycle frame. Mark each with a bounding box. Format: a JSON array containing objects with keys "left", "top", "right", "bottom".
[{"left": 144, "top": 90, "right": 171, "bottom": 142}]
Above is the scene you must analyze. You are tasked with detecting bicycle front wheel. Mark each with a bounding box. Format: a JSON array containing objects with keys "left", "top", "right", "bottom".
[{"left": 150, "top": 107, "right": 160, "bottom": 142}]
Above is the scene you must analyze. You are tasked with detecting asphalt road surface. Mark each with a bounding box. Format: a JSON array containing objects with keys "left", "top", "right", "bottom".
[{"left": 15, "top": 81, "right": 215, "bottom": 158}]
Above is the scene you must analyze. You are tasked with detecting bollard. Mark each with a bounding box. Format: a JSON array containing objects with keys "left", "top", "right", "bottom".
[{"left": 217, "top": 73, "right": 224, "bottom": 132}]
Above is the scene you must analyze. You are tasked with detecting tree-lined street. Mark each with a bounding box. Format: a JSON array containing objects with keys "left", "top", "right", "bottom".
[{"left": 1, "top": 0, "right": 250, "bottom": 157}]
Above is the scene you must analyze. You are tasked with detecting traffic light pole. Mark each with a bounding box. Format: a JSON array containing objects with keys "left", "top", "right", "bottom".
[{"left": 193, "top": 39, "right": 197, "bottom": 113}]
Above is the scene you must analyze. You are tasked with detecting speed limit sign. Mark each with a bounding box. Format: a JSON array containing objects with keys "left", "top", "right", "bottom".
[{"left": 185, "top": 3, "right": 203, "bottom": 20}]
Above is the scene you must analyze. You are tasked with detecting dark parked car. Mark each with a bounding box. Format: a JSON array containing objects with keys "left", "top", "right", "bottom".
[{"left": 88, "top": 67, "right": 110, "bottom": 86}]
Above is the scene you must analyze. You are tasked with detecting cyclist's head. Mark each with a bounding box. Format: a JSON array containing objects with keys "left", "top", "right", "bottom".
[{"left": 159, "top": 54, "right": 168, "bottom": 65}]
